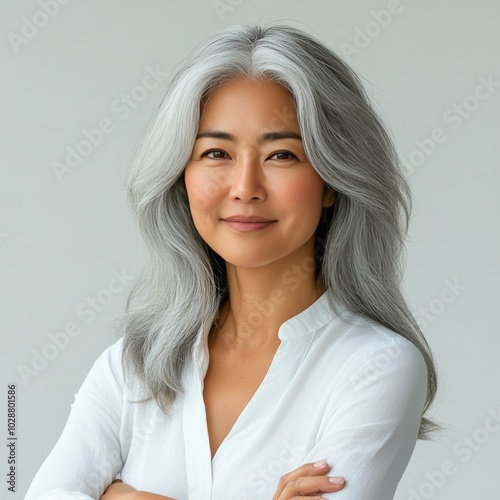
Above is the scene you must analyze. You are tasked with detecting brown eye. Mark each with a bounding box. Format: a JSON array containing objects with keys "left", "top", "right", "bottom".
[
  {"left": 269, "top": 151, "right": 298, "bottom": 161},
  {"left": 201, "top": 149, "right": 230, "bottom": 159}
]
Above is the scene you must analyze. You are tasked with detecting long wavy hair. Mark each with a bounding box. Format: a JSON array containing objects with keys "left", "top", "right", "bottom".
[{"left": 118, "top": 23, "right": 438, "bottom": 439}]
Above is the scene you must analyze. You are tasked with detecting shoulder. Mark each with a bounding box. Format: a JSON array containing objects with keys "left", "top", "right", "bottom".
[
  {"left": 352, "top": 316, "right": 425, "bottom": 369},
  {"left": 88, "top": 337, "right": 125, "bottom": 376},
  {"left": 75, "top": 337, "right": 129, "bottom": 397},
  {"left": 320, "top": 312, "right": 428, "bottom": 395}
]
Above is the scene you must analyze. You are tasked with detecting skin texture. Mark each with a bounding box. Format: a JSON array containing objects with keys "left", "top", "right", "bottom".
[{"left": 101, "top": 77, "right": 345, "bottom": 499}]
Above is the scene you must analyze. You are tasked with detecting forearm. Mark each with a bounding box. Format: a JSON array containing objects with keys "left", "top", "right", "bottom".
[{"left": 101, "top": 480, "right": 176, "bottom": 500}]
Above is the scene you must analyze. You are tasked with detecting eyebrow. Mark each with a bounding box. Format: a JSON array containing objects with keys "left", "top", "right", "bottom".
[{"left": 195, "top": 130, "right": 302, "bottom": 143}]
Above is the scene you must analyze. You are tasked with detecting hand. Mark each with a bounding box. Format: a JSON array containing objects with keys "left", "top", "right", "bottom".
[
  {"left": 100, "top": 480, "right": 176, "bottom": 500},
  {"left": 272, "top": 460, "right": 346, "bottom": 500}
]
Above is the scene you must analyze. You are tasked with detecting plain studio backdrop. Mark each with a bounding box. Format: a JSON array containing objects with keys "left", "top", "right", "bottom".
[{"left": 1, "top": 1, "right": 499, "bottom": 498}]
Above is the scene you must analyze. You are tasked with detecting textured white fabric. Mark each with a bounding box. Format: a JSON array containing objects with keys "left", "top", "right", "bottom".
[{"left": 26, "top": 292, "right": 427, "bottom": 500}]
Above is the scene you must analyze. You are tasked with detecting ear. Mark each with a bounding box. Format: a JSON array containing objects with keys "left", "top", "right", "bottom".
[{"left": 322, "top": 185, "right": 336, "bottom": 208}]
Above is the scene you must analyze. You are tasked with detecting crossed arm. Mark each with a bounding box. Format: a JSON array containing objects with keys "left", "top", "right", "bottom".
[
  {"left": 101, "top": 459, "right": 347, "bottom": 500},
  {"left": 26, "top": 337, "right": 427, "bottom": 499}
]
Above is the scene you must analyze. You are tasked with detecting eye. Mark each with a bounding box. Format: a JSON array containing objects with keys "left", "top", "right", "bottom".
[
  {"left": 199, "top": 149, "right": 298, "bottom": 161},
  {"left": 269, "top": 151, "right": 299, "bottom": 161},
  {"left": 200, "top": 149, "right": 230, "bottom": 160}
]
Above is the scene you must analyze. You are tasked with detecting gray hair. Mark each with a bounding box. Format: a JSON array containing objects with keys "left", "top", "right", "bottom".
[{"left": 118, "top": 23, "right": 438, "bottom": 439}]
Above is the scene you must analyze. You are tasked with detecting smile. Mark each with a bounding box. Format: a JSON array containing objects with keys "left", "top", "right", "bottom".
[{"left": 222, "top": 220, "right": 276, "bottom": 232}]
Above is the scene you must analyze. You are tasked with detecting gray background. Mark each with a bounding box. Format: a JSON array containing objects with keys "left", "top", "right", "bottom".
[{"left": 1, "top": 0, "right": 499, "bottom": 498}]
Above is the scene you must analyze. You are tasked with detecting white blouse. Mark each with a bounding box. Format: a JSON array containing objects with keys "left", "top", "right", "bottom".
[{"left": 26, "top": 291, "right": 427, "bottom": 500}]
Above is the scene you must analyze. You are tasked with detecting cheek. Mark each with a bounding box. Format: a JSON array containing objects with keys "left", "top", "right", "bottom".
[
  {"left": 184, "top": 167, "right": 224, "bottom": 212},
  {"left": 279, "top": 174, "right": 324, "bottom": 213}
]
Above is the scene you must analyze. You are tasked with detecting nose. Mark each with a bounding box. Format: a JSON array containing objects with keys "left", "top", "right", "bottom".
[{"left": 228, "top": 151, "right": 266, "bottom": 202}]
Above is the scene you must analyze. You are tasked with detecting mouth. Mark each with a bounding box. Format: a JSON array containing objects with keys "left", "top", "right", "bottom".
[
  {"left": 221, "top": 219, "right": 276, "bottom": 232},
  {"left": 222, "top": 216, "right": 275, "bottom": 223}
]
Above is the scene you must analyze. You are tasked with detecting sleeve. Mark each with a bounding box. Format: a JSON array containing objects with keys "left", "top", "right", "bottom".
[
  {"left": 25, "top": 339, "right": 126, "bottom": 500},
  {"left": 302, "top": 336, "right": 428, "bottom": 500}
]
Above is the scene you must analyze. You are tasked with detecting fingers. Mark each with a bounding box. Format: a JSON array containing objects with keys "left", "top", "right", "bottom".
[{"left": 273, "top": 460, "right": 346, "bottom": 500}]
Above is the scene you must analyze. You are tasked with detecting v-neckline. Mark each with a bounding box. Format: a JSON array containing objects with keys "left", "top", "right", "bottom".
[
  {"left": 206, "top": 340, "right": 284, "bottom": 464},
  {"left": 181, "top": 292, "right": 339, "bottom": 497}
]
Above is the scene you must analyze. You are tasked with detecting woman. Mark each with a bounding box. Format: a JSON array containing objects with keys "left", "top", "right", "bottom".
[{"left": 26, "top": 23, "right": 438, "bottom": 500}]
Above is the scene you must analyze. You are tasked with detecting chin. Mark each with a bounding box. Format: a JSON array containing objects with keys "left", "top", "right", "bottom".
[{"left": 217, "top": 254, "right": 281, "bottom": 269}]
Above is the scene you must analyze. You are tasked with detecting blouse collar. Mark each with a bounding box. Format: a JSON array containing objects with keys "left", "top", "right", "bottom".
[
  {"left": 193, "top": 291, "right": 341, "bottom": 361},
  {"left": 276, "top": 291, "right": 339, "bottom": 340}
]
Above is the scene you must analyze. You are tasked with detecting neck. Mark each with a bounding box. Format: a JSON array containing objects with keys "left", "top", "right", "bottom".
[{"left": 209, "top": 237, "right": 325, "bottom": 353}]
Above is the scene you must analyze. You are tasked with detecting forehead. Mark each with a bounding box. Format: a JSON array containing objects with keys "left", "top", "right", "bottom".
[{"left": 199, "top": 77, "right": 299, "bottom": 130}]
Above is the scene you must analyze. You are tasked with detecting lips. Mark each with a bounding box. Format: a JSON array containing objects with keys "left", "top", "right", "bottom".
[
  {"left": 221, "top": 216, "right": 276, "bottom": 233},
  {"left": 222, "top": 215, "right": 275, "bottom": 223}
]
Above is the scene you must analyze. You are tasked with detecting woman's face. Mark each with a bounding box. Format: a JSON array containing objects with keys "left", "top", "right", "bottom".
[{"left": 183, "top": 77, "right": 335, "bottom": 269}]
